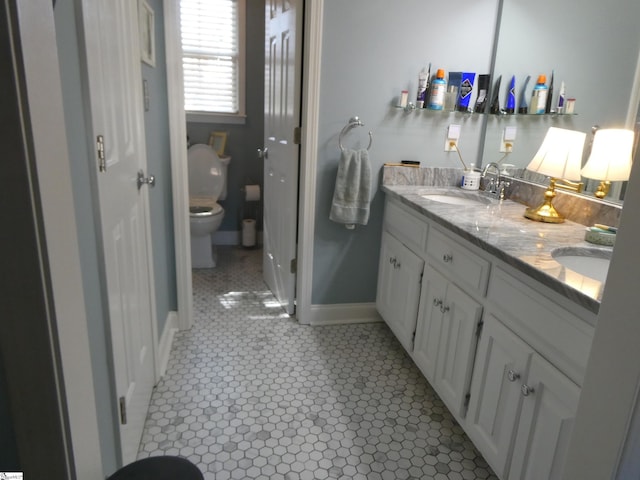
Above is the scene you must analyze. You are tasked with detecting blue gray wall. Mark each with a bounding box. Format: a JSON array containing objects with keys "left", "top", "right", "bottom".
[
  {"left": 312, "top": 0, "right": 499, "bottom": 304},
  {"left": 142, "top": 0, "right": 178, "bottom": 334},
  {"left": 186, "top": 0, "right": 265, "bottom": 232},
  {"left": 54, "top": 0, "right": 119, "bottom": 474}
]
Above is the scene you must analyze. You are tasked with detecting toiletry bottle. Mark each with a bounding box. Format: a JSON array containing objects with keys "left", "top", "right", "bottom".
[
  {"left": 545, "top": 71, "right": 554, "bottom": 113},
  {"left": 416, "top": 64, "right": 431, "bottom": 108},
  {"left": 428, "top": 69, "right": 447, "bottom": 110},
  {"left": 489, "top": 75, "right": 502, "bottom": 114},
  {"left": 557, "top": 81, "right": 566, "bottom": 113},
  {"left": 505, "top": 75, "right": 516, "bottom": 114},
  {"left": 530, "top": 74, "right": 548, "bottom": 114}
]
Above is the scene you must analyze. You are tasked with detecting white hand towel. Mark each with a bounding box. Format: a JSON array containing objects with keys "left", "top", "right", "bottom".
[{"left": 330, "top": 148, "right": 371, "bottom": 228}]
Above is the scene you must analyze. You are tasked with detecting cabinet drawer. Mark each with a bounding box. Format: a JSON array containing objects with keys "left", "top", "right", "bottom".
[
  {"left": 383, "top": 199, "right": 428, "bottom": 255},
  {"left": 487, "top": 267, "right": 594, "bottom": 386},
  {"left": 427, "top": 228, "right": 490, "bottom": 296}
]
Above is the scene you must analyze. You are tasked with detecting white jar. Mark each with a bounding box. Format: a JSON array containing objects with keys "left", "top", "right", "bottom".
[{"left": 461, "top": 170, "right": 481, "bottom": 190}]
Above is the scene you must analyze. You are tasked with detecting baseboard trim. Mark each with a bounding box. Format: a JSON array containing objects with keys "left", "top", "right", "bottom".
[
  {"left": 212, "top": 230, "right": 263, "bottom": 247},
  {"left": 157, "top": 311, "right": 178, "bottom": 378},
  {"left": 307, "top": 303, "right": 382, "bottom": 326}
]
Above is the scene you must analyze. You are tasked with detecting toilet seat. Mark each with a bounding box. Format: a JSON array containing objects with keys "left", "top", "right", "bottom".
[{"left": 190, "top": 203, "right": 223, "bottom": 217}]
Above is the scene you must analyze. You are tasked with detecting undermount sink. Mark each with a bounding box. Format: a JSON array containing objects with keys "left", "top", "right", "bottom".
[
  {"left": 551, "top": 247, "right": 612, "bottom": 283},
  {"left": 420, "top": 191, "right": 493, "bottom": 206}
]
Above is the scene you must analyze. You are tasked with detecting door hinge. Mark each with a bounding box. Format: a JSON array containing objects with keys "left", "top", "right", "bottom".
[
  {"left": 464, "top": 392, "right": 471, "bottom": 408},
  {"left": 290, "top": 258, "right": 297, "bottom": 274},
  {"left": 119, "top": 396, "right": 127, "bottom": 425},
  {"left": 293, "top": 126, "right": 302, "bottom": 145},
  {"left": 475, "top": 320, "right": 484, "bottom": 338},
  {"left": 97, "top": 134, "right": 106, "bottom": 172}
]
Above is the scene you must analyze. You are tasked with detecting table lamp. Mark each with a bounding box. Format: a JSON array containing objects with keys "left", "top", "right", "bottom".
[
  {"left": 580, "top": 128, "right": 634, "bottom": 198},
  {"left": 524, "top": 127, "right": 586, "bottom": 223}
]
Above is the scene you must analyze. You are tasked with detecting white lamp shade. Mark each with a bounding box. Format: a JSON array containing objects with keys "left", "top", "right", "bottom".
[
  {"left": 526, "top": 127, "right": 586, "bottom": 180},
  {"left": 581, "top": 128, "right": 634, "bottom": 181}
]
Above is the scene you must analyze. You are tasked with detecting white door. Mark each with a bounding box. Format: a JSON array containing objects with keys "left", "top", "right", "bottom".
[
  {"left": 263, "top": 0, "right": 303, "bottom": 314},
  {"left": 80, "top": 0, "right": 156, "bottom": 465}
]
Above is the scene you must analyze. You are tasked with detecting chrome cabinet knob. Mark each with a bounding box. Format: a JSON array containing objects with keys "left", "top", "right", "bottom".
[
  {"left": 521, "top": 384, "right": 535, "bottom": 396},
  {"left": 507, "top": 370, "right": 520, "bottom": 382},
  {"left": 257, "top": 147, "right": 269, "bottom": 159}
]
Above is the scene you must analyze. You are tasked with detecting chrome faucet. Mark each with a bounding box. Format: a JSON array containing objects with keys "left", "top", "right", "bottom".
[
  {"left": 481, "top": 162, "right": 502, "bottom": 194},
  {"left": 482, "top": 162, "right": 510, "bottom": 199}
]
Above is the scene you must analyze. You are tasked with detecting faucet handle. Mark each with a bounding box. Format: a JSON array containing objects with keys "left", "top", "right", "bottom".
[{"left": 498, "top": 180, "right": 511, "bottom": 200}]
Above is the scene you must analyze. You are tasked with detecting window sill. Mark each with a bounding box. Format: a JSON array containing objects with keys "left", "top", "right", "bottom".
[{"left": 186, "top": 112, "right": 247, "bottom": 125}]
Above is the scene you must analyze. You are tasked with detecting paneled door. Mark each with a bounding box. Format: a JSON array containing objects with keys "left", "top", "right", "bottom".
[
  {"left": 80, "top": 0, "right": 156, "bottom": 464},
  {"left": 262, "top": 0, "right": 303, "bottom": 314}
]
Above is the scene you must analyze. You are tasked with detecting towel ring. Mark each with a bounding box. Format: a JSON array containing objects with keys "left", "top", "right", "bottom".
[{"left": 339, "top": 116, "right": 373, "bottom": 152}]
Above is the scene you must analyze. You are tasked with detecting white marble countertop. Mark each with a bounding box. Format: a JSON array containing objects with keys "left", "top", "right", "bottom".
[{"left": 382, "top": 185, "right": 613, "bottom": 315}]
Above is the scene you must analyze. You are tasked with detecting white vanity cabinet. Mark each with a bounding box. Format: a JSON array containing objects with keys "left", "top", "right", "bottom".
[
  {"left": 376, "top": 230, "right": 424, "bottom": 352},
  {"left": 376, "top": 195, "right": 595, "bottom": 480}
]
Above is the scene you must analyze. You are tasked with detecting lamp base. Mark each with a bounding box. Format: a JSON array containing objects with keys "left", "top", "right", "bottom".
[
  {"left": 524, "top": 187, "right": 565, "bottom": 223},
  {"left": 524, "top": 204, "right": 565, "bottom": 223}
]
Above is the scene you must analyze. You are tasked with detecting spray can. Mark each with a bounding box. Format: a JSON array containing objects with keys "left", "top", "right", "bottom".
[
  {"left": 428, "top": 69, "right": 447, "bottom": 110},
  {"left": 530, "top": 74, "right": 548, "bottom": 115}
]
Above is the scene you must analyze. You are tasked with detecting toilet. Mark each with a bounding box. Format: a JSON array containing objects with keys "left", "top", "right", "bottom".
[{"left": 188, "top": 144, "right": 231, "bottom": 268}]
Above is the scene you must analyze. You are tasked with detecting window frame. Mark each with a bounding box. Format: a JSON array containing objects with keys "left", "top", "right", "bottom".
[{"left": 182, "top": 0, "right": 247, "bottom": 125}]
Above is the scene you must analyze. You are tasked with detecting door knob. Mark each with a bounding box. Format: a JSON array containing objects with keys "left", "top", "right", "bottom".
[
  {"left": 137, "top": 170, "right": 156, "bottom": 190},
  {"left": 257, "top": 147, "right": 269, "bottom": 159}
]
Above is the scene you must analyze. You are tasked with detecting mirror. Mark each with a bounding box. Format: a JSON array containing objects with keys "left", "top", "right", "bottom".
[{"left": 480, "top": 0, "right": 640, "bottom": 204}]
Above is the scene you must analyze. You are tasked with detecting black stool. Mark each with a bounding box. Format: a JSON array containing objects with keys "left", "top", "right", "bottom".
[{"left": 106, "top": 456, "right": 204, "bottom": 480}]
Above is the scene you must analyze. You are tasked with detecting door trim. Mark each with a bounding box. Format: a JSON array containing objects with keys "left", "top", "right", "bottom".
[
  {"left": 9, "top": 0, "right": 103, "bottom": 476},
  {"left": 296, "top": 0, "right": 324, "bottom": 324},
  {"left": 163, "top": 0, "right": 193, "bottom": 330}
]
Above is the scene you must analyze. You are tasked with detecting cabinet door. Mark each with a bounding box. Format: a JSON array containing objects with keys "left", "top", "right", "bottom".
[
  {"left": 413, "top": 266, "right": 448, "bottom": 382},
  {"left": 508, "top": 353, "right": 580, "bottom": 480},
  {"left": 466, "top": 314, "right": 532, "bottom": 478},
  {"left": 376, "top": 230, "right": 424, "bottom": 352},
  {"left": 434, "top": 282, "right": 483, "bottom": 418}
]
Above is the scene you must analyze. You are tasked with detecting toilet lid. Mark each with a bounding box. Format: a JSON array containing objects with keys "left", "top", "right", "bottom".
[{"left": 188, "top": 144, "right": 224, "bottom": 202}]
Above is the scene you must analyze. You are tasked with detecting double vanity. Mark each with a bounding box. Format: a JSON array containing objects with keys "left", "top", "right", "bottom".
[{"left": 376, "top": 180, "right": 611, "bottom": 479}]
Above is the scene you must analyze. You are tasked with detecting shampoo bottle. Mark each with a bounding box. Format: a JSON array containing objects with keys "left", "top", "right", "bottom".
[
  {"left": 428, "top": 69, "right": 447, "bottom": 110},
  {"left": 530, "top": 74, "right": 548, "bottom": 114}
]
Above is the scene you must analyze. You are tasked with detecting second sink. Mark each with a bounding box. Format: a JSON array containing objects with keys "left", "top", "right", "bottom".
[{"left": 551, "top": 247, "right": 612, "bottom": 283}]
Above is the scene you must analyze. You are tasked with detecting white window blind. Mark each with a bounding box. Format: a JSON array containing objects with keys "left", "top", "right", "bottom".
[{"left": 180, "top": 0, "right": 243, "bottom": 115}]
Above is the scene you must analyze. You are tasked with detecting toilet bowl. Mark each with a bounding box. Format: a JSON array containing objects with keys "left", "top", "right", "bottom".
[{"left": 188, "top": 144, "right": 231, "bottom": 268}]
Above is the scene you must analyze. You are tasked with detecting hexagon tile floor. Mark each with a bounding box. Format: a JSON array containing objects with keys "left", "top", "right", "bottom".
[{"left": 138, "top": 246, "right": 498, "bottom": 480}]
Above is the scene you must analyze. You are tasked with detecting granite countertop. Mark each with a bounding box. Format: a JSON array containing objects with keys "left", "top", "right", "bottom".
[{"left": 382, "top": 185, "right": 613, "bottom": 315}]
